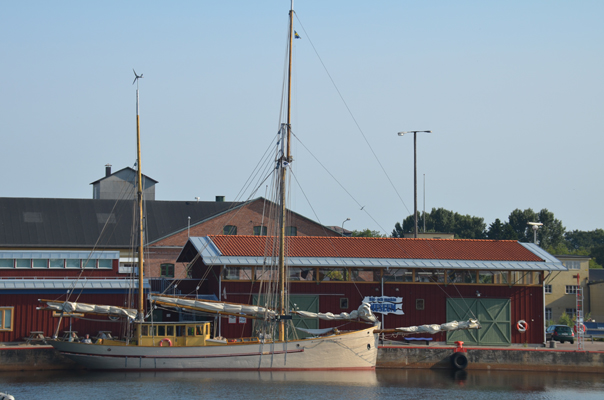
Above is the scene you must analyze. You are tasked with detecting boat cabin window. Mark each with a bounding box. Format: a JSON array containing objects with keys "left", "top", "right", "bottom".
[
  {"left": 158, "top": 326, "right": 165, "bottom": 336},
  {"left": 166, "top": 326, "right": 174, "bottom": 336},
  {"left": 176, "top": 325, "right": 185, "bottom": 337},
  {"left": 188, "top": 326, "right": 195, "bottom": 336},
  {"left": 196, "top": 325, "right": 203, "bottom": 336}
]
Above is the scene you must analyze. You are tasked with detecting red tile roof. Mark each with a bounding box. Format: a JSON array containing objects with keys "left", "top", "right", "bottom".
[{"left": 208, "top": 236, "right": 543, "bottom": 262}]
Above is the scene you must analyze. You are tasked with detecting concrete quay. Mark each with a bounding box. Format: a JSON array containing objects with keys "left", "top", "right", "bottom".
[
  {"left": 1, "top": 341, "right": 603, "bottom": 372},
  {"left": 377, "top": 340, "right": 604, "bottom": 373}
]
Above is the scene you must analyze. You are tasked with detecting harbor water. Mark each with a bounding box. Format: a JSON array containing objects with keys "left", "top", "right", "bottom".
[{"left": 1, "top": 369, "right": 603, "bottom": 399}]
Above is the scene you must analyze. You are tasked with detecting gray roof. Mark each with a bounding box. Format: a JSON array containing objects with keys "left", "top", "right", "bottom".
[
  {"left": 0, "top": 197, "right": 244, "bottom": 248},
  {"left": 180, "top": 237, "right": 567, "bottom": 271},
  {"left": 589, "top": 269, "right": 604, "bottom": 283}
]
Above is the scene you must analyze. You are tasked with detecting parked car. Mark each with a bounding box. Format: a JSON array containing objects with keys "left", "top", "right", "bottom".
[{"left": 546, "top": 325, "right": 574, "bottom": 344}]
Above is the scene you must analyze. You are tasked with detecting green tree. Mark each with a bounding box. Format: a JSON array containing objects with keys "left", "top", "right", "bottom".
[
  {"left": 392, "top": 208, "right": 485, "bottom": 239},
  {"left": 565, "top": 229, "right": 604, "bottom": 250},
  {"left": 507, "top": 208, "right": 538, "bottom": 242},
  {"left": 352, "top": 229, "right": 386, "bottom": 238},
  {"left": 486, "top": 218, "right": 518, "bottom": 240},
  {"left": 506, "top": 208, "right": 565, "bottom": 248}
]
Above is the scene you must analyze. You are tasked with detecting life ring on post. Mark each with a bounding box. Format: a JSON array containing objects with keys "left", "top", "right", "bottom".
[
  {"left": 574, "top": 323, "right": 586, "bottom": 333},
  {"left": 159, "top": 338, "right": 172, "bottom": 347},
  {"left": 517, "top": 320, "right": 528, "bottom": 332}
]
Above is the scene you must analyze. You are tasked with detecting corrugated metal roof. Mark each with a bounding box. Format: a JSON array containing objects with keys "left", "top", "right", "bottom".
[
  {"left": 0, "top": 197, "right": 245, "bottom": 247},
  {"left": 0, "top": 250, "right": 119, "bottom": 259},
  {"left": 0, "top": 278, "right": 151, "bottom": 290},
  {"left": 182, "top": 236, "right": 566, "bottom": 271}
]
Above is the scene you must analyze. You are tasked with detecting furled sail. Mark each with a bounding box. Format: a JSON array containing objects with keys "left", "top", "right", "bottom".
[
  {"left": 388, "top": 319, "right": 481, "bottom": 335},
  {"left": 39, "top": 300, "right": 137, "bottom": 320},
  {"left": 294, "top": 302, "right": 378, "bottom": 323},
  {"left": 150, "top": 295, "right": 278, "bottom": 318}
]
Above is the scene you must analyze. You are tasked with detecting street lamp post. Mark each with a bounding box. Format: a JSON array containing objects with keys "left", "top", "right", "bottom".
[
  {"left": 341, "top": 218, "right": 350, "bottom": 237},
  {"left": 398, "top": 130, "right": 431, "bottom": 238}
]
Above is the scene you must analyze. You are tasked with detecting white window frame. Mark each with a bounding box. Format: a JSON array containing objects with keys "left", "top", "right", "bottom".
[{"left": 565, "top": 285, "right": 578, "bottom": 294}]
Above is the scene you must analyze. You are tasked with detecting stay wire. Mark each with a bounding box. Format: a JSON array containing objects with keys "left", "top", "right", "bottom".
[{"left": 294, "top": 13, "right": 411, "bottom": 216}]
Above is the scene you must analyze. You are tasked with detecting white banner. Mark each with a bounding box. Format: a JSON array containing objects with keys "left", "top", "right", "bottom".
[{"left": 363, "top": 296, "right": 404, "bottom": 315}]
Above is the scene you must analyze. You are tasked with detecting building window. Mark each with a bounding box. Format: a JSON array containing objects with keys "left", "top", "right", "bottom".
[
  {"left": 544, "top": 285, "right": 552, "bottom": 294},
  {"left": 351, "top": 269, "right": 379, "bottom": 282},
  {"left": 340, "top": 298, "right": 349, "bottom": 309},
  {"left": 565, "top": 285, "right": 578, "bottom": 294},
  {"left": 566, "top": 308, "right": 577, "bottom": 317},
  {"left": 285, "top": 226, "right": 297, "bottom": 236},
  {"left": 415, "top": 270, "right": 445, "bottom": 283},
  {"left": 319, "top": 268, "right": 348, "bottom": 281},
  {"left": 33, "top": 259, "right": 48, "bottom": 268},
  {"left": 253, "top": 226, "right": 267, "bottom": 236},
  {"left": 383, "top": 268, "right": 413, "bottom": 282},
  {"left": 416, "top": 299, "right": 425, "bottom": 310},
  {"left": 222, "top": 266, "right": 253, "bottom": 281},
  {"left": 223, "top": 225, "right": 237, "bottom": 235},
  {"left": 66, "top": 259, "right": 80, "bottom": 269},
  {"left": 288, "top": 268, "right": 315, "bottom": 281},
  {"left": 0, "top": 259, "right": 13, "bottom": 268},
  {"left": 98, "top": 259, "right": 112, "bottom": 269},
  {"left": 448, "top": 270, "right": 477, "bottom": 284},
  {"left": 0, "top": 307, "right": 13, "bottom": 331},
  {"left": 15, "top": 259, "right": 31, "bottom": 268},
  {"left": 545, "top": 308, "right": 552, "bottom": 321},
  {"left": 161, "top": 263, "right": 175, "bottom": 278},
  {"left": 564, "top": 261, "right": 581, "bottom": 270}
]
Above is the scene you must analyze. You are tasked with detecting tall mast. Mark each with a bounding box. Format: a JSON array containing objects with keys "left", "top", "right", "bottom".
[
  {"left": 278, "top": 0, "right": 294, "bottom": 342},
  {"left": 134, "top": 72, "right": 144, "bottom": 323}
]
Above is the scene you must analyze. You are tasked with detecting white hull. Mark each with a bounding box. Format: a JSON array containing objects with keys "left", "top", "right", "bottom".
[{"left": 50, "top": 326, "right": 378, "bottom": 371}]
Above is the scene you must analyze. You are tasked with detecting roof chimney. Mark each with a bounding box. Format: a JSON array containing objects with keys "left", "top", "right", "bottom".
[
  {"left": 216, "top": 196, "right": 225, "bottom": 202},
  {"left": 105, "top": 164, "right": 112, "bottom": 177}
]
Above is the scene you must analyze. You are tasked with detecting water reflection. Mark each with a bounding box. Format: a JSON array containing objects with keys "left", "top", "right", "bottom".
[{"left": 1, "top": 368, "right": 603, "bottom": 399}]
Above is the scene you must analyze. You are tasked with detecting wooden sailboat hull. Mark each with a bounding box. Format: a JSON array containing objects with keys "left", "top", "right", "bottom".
[{"left": 50, "top": 326, "right": 378, "bottom": 371}]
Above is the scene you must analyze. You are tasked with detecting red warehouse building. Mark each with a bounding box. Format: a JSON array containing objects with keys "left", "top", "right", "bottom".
[
  {"left": 0, "top": 250, "right": 148, "bottom": 342},
  {"left": 176, "top": 235, "right": 566, "bottom": 346}
]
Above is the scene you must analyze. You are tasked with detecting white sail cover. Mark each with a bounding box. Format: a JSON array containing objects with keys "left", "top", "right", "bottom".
[
  {"left": 150, "top": 295, "right": 278, "bottom": 318},
  {"left": 295, "top": 302, "right": 378, "bottom": 323},
  {"left": 394, "top": 319, "right": 481, "bottom": 335},
  {"left": 150, "top": 296, "right": 377, "bottom": 323},
  {"left": 41, "top": 300, "right": 137, "bottom": 320}
]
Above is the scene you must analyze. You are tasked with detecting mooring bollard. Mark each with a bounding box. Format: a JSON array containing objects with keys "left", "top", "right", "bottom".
[{"left": 549, "top": 340, "right": 557, "bottom": 349}]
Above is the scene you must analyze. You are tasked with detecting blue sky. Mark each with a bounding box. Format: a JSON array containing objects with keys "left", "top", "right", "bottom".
[{"left": 1, "top": 1, "right": 603, "bottom": 234}]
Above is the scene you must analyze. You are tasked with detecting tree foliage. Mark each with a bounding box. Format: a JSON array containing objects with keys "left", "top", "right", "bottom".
[
  {"left": 486, "top": 218, "right": 518, "bottom": 240},
  {"left": 352, "top": 229, "right": 386, "bottom": 238},
  {"left": 506, "top": 208, "right": 565, "bottom": 248},
  {"left": 390, "top": 207, "right": 603, "bottom": 268},
  {"left": 392, "top": 208, "right": 485, "bottom": 239}
]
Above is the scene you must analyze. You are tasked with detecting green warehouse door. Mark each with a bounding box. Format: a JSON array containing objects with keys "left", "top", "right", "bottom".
[
  {"left": 446, "top": 298, "right": 511, "bottom": 346},
  {"left": 253, "top": 295, "right": 319, "bottom": 340}
]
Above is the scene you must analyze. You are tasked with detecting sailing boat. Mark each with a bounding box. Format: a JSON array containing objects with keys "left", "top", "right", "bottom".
[{"left": 39, "top": 2, "right": 381, "bottom": 371}]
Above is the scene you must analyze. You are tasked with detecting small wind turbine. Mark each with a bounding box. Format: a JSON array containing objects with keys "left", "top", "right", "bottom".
[{"left": 132, "top": 69, "right": 143, "bottom": 86}]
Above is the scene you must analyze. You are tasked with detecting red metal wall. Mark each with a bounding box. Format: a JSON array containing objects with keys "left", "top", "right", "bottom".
[
  {"left": 213, "top": 279, "right": 544, "bottom": 344},
  {"left": 0, "top": 293, "right": 133, "bottom": 342}
]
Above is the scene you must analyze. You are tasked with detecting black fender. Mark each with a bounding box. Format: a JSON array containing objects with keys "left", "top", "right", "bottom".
[{"left": 450, "top": 352, "right": 468, "bottom": 370}]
